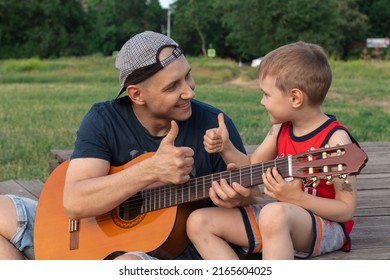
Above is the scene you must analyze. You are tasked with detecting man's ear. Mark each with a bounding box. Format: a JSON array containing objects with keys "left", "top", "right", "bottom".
[
  {"left": 290, "top": 88, "right": 304, "bottom": 108},
  {"left": 126, "top": 85, "right": 145, "bottom": 105}
]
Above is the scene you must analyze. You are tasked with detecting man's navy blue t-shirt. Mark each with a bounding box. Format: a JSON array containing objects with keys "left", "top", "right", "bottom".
[{"left": 71, "top": 97, "right": 246, "bottom": 182}]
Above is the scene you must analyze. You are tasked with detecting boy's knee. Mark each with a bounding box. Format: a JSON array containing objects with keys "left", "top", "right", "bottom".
[
  {"left": 186, "top": 209, "right": 209, "bottom": 237},
  {"left": 259, "top": 203, "right": 290, "bottom": 234}
]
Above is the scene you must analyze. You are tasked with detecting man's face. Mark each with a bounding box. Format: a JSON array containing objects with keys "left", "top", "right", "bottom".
[{"left": 138, "top": 48, "right": 196, "bottom": 122}]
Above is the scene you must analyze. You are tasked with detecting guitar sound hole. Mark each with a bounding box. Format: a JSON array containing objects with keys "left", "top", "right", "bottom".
[{"left": 117, "top": 192, "right": 143, "bottom": 221}]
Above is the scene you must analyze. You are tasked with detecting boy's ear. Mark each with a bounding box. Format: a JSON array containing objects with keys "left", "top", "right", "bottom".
[
  {"left": 289, "top": 88, "right": 304, "bottom": 108},
  {"left": 126, "top": 85, "right": 145, "bottom": 105}
]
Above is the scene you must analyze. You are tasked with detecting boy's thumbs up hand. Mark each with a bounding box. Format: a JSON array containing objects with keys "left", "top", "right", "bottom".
[{"left": 203, "top": 113, "right": 230, "bottom": 153}]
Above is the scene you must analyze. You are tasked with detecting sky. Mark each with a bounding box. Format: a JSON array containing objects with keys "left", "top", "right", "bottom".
[{"left": 158, "top": 0, "right": 174, "bottom": 9}]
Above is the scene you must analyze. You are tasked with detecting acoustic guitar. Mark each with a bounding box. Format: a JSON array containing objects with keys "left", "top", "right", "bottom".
[{"left": 34, "top": 143, "right": 368, "bottom": 259}]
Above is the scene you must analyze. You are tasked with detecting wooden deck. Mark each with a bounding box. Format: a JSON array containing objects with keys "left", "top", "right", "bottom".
[{"left": 1, "top": 142, "right": 389, "bottom": 260}]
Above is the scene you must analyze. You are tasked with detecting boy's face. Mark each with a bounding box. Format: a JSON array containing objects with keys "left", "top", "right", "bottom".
[{"left": 259, "top": 75, "right": 293, "bottom": 124}]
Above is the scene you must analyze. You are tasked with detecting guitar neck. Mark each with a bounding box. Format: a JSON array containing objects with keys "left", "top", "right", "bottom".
[{"left": 140, "top": 157, "right": 290, "bottom": 213}]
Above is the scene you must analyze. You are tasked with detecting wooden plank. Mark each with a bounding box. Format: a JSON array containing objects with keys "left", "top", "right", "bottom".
[
  {"left": 348, "top": 216, "right": 390, "bottom": 254},
  {"left": 356, "top": 189, "right": 390, "bottom": 209},
  {"left": 359, "top": 142, "right": 390, "bottom": 152},
  {"left": 353, "top": 142, "right": 390, "bottom": 175},
  {"left": 49, "top": 149, "right": 72, "bottom": 173},
  {"left": 355, "top": 207, "right": 390, "bottom": 217},
  {"left": 359, "top": 157, "right": 390, "bottom": 175},
  {"left": 315, "top": 215, "right": 390, "bottom": 259},
  {"left": 50, "top": 149, "right": 73, "bottom": 161},
  {"left": 314, "top": 247, "right": 390, "bottom": 260},
  {"left": 15, "top": 180, "right": 44, "bottom": 199},
  {"left": 0, "top": 180, "right": 39, "bottom": 200},
  {"left": 357, "top": 175, "right": 390, "bottom": 193}
]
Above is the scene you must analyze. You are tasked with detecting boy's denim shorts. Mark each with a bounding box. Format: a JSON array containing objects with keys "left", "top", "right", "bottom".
[{"left": 6, "top": 194, "right": 37, "bottom": 260}]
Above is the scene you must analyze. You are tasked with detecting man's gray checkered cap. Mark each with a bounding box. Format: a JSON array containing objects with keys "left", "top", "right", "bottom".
[{"left": 115, "top": 31, "right": 179, "bottom": 89}]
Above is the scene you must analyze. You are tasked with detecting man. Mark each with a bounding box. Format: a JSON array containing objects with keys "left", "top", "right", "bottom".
[
  {"left": 61, "top": 31, "right": 261, "bottom": 260},
  {"left": 1, "top": 31, "right": 254, "bottom": 260}
]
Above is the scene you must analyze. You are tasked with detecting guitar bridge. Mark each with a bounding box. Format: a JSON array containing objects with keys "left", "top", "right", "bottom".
[{"left": 69, "top": 219, "right": 79, "bottom": 250}]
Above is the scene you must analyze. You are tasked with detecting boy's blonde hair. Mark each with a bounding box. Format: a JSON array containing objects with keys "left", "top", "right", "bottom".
[{"left": 259, "top": 41, "right": 332, "bottom": 105}]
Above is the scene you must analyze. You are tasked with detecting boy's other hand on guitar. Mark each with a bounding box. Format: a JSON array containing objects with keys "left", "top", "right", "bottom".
[
  {"left": 262, "top": 167, "right": 303, "bottom": 202},
  {"left": 153, "top": 120, "right": 194, "bottom": 185}
]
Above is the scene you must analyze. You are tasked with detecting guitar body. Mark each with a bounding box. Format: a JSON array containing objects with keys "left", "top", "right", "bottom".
[{"left": 34, "top": 153, "right": 194, "bottom": 260}]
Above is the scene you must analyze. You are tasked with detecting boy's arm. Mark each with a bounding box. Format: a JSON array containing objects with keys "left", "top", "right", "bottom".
[
  {"left": 249, "top": 124, "right": 280, "bottom": 164},
  {"left": 264, "top": 170, "right": 356, "bottom": 222},
  {"left": 204, "top": 114, "right": 279, "bottom": 166}
]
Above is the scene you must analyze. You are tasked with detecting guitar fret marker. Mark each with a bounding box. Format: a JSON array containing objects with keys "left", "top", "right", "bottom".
[
  {"left": 68, "top": 219, "right": 79, "bottom": 250},
  {"left": 288, "top": 155, "right": 293, "bottom": 177},
  {"left": 250, "top": 165, "right": 253, "bottom": 186},
  {"left": 163, "top": 187, "right": 165, "bottom": 208},
  {"left": 195, "top": 178, "right": 198, "bottom": 200},
  {"left": 202, "top": 177, "right": 205, "bottom": 198}
]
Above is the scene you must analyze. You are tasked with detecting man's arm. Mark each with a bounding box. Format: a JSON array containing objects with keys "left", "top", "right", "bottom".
[{"left": 63, "top": 121, "right": 194, "bottom": 219}]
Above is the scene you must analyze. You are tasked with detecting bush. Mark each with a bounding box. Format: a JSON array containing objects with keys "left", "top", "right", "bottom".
[{"left": 2, "top": 57, "right": 45, "bottom": 72}]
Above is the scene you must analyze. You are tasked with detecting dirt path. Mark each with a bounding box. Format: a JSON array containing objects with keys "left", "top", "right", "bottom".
[{"left": 228, "top": 76, "right": 259, "bottom": 90}]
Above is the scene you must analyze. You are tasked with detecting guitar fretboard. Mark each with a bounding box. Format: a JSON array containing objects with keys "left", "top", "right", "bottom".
[{"left": 140, "top": 157, "right": 290, "bottom": 213}]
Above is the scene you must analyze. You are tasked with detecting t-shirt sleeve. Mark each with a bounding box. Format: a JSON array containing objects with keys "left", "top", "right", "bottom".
[{"left": 70, "top": 105, "right": 112, "bottom": 161}]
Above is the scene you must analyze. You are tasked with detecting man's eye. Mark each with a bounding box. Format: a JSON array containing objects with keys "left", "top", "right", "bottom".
[{"left": 166, "top": 83, "right": 177, "bottom": 91}]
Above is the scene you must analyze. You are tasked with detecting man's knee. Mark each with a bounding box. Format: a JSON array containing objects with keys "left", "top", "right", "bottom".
[{"left": 0, "top": 195, "right": 18, "bottom": 240}]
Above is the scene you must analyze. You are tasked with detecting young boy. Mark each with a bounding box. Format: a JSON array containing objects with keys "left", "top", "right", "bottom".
[{"left": 186, "top": 41, "right": 358, "bottom": 259}]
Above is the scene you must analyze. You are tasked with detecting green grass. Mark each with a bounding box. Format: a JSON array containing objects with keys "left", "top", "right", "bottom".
[{"left": 0, "top": 56, "right": 389, "bottom": 181}]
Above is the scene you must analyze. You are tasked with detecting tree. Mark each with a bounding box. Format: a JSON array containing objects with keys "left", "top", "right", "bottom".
[
  {"left": 0, "top": 0, "right": 373, "bottom": 59},
  {"left": 357, "top": 0, "right": 390, "bottom": 37},
  {"left": 172, "top": 0, "right": 231, "bottom": 57},
  {"left": 0, "top": 0, "right": 91, "bottom": 58},
  {"left": 87, "top": 0, "right": 165, "bottom": 55},
  {"left": 333, "top": 0, "right": 369, "bottom": 59},
  {"left": 215, "top": 0, "right": 368, "bottom": 60},
  {"left": 0, "top": 0, "right": 41, "bottom": 58},
  {"left": 0, "top": 0, "right": 166, "bottom": 58}
]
